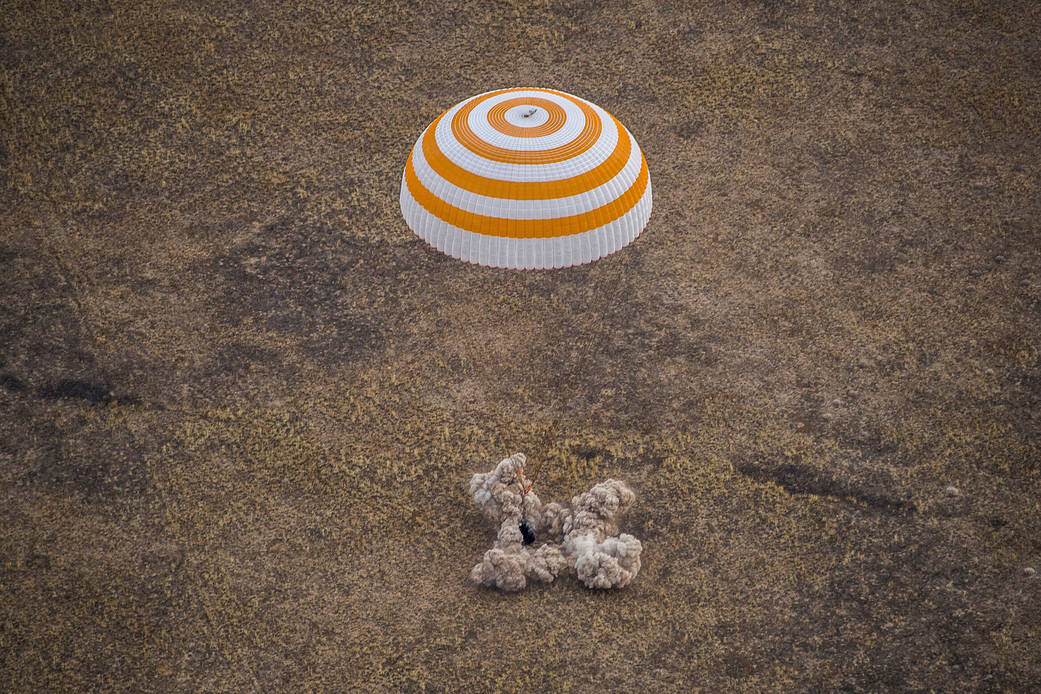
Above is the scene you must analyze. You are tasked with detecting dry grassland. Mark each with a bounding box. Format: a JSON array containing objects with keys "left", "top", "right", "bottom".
[{"left": 2, "top": 0, "right": 1040, "bottom": 691}]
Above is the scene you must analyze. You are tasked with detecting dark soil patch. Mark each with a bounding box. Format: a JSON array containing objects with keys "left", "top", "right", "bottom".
[{"left": 38, "top": 379, "right": 113, "bottom": 405}]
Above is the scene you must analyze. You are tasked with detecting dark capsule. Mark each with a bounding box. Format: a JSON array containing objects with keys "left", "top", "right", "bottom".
[{"left": 519, "top": 520, "right": 536, "bottom": 546}]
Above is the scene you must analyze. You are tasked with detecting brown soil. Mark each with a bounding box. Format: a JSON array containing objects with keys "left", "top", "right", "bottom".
[{"left": 2, "top": 0, "right": 1040, "bottom": 691}]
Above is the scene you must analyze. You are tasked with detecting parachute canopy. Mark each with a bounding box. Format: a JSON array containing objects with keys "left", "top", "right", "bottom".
[{"left": 400, "top": 88, "right": 652, "bottom": 270}]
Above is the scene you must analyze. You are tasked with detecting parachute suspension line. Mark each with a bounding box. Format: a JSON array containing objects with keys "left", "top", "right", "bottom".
[
  {"left": 536, "top": 244, "right": 639, "bottom": 485},
  {"left": 586, "top": 246, "right": 638, "bottom": 405},
  {"left": 447, "top": 249, "right": 638, "bottom": 502},
  {"left": 453, "top": 270, "right": 525, "bottom": 454},
  {"left": 527, "top": 419, "right": 556, "bottom": 490}
]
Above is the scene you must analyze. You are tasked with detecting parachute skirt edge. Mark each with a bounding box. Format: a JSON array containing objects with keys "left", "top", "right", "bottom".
[{"left": 400, "top": 177, "right": 652, "bottom": 270}]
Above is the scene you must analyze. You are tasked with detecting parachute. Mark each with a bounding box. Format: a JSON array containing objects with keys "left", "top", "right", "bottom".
[{"left": 400, "top": 88, "right": 652, "bottom": 270}]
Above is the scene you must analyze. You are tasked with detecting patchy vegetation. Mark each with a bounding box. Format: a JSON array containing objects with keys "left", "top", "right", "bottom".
[{"left": 2, "top": 0, "right": 1040, "bottom": 691}]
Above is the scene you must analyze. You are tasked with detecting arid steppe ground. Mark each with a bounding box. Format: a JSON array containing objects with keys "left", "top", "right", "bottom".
[{"left": 2, "top": 0, "right": 1040, "bottom": 691}]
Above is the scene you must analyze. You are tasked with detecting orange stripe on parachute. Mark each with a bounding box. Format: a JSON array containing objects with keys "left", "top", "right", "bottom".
[
  {"left": 420, "top": 108, "right": 632, "bottom": 201},
  {"left": 403, "top": 150, "right": 649, "bottom": 239},
  {"left": 451, "top": 88, "right": 602, "bottom": 164}
]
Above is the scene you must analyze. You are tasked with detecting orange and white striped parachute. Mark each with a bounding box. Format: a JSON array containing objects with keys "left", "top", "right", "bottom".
[{"left": 400, "top": 88, "right": 652, "bottom": 270}]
